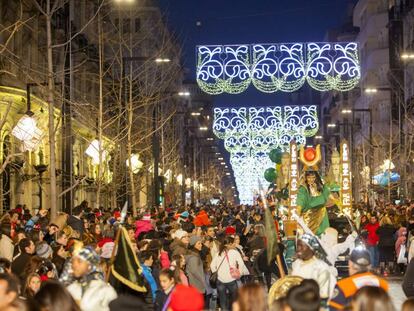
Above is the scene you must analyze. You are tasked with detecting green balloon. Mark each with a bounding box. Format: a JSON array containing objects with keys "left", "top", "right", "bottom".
[
  {"left": 269, "top": 148, "right": 283, "bottom": 164},
  {"left": 264, "top": 167, "right": 277, "bottom": 183}
]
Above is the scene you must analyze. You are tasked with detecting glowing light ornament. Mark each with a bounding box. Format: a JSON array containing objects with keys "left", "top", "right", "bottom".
[
  {"left": 12, "top": 114, "right": 44, "bottom": 152},
  {"left": 196, "top": 42, "right": 360, "bottom": 94},
  {"left": 213, "top": 105, "right": 319, "bottom": 154},
  {"left": 126, "top": 154, "right": 144, "bottom": 174},
  {"left": 214, "top": 105, "right": 319, "bottom": 204},
  {"left": 85, "top": 139, "right": 108, "bottom": 165}
]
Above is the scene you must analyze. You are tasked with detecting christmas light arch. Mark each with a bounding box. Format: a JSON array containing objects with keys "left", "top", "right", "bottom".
[
  {"left": 197, "top": 42, "right": 360, "bottom": 94},
  {"left": 214, "top": 105, "right": 319, "bottom": 204}
]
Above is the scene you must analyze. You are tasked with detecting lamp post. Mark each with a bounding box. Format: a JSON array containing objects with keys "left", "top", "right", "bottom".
[{"left": 34, "top": 149, "right": 48, "bottom": 210}]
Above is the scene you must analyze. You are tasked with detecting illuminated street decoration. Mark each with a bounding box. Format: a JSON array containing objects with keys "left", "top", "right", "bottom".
[
  {"left": 213, "top": 105, "right": 319, "bottom": 153},
  {"left": 214, "top": 105, "right": 318, "bottom": 204},
  {"left": 12, "top": 114, "right": 44, "bottom": 152},
  {"left": 340, "top": 140, "right": 352, "bottom": 215},
  {"left": 197, "top": 42, "right": 360, "bottom": 94}
]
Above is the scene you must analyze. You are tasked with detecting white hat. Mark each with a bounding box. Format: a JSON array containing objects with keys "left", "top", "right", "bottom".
[{"left": 174, "top": 229, "right": 188, "bottom": 240}]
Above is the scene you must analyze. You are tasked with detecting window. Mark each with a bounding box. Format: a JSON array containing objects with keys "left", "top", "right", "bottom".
[
  {"left": 135, "top": 18, "right": 141, "bottom": 32},
  {"left": 122, "top": 18, "right": 131, "bottom": 33}
]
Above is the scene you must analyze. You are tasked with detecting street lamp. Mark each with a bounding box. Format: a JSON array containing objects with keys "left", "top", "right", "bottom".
[
  {"left": 126, "top": 154, "right": 143, "bottom": 174},
  {"left": 199, "top": 126, "right": 208, "bottom": 131},
  {"left": 315, "top": 135, "right": 323, "bottom": 139},
  {"left": 401, "top": 52, "right": 414, "bottom": 60},
  {"left": 178, "top": 91, "right": 190, "bottom": 97},
  {"left": 155, "top": 58, "right": 171, "bottom": 63},
  {"left": 206, "top": 137, "right": 214, "bottom": 141},
  {"left": 365, "top": 88, "right": 378, "bottom": 94},
  {"left": 191, "top": 112, "right": 201, "bottom": 116},
  {"left": 327, "top": 123, "right": 337, "bottom": 128}
]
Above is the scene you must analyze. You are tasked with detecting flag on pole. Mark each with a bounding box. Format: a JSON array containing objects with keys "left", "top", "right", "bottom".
[
  {"left": 258, "top": 179, "right": 280, "bottom": 264},
  {"left": 109, "top": 226, "right": 147, "bottom": 293}
]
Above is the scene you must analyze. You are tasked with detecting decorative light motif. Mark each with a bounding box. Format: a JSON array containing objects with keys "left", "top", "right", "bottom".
[
  {"left": 213, "top": 105, "right": 319, "bottom": 153},
  {"left": 12, "top": 115, "right": 44, "bottom": 152},
  {"left": 176, "top": 174, "right": 183, "bottom": 185},
  {"left": 85, "top": 140, "right": 108, "bottom": 165},
  {"left": 196, "top": 42, "right": 360, "bottom": 94},
  {"left": 126, "top": 154, "right": 143, "bottom": 174},
  {"left": 214, "top": 105, "right": 318, "bottom": 205}
]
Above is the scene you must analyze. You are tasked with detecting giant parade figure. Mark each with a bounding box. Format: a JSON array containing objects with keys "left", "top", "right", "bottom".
[{"left": 296, "top": 145, "right": 338, "bottom": 236}]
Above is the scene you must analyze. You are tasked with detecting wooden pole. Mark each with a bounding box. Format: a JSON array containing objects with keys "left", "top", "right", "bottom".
[{"left": 105, "top": 226, "right": 122, "bottom": 283}]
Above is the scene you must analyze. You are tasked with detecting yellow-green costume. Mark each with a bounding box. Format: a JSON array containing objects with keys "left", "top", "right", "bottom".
[{"left": 297, "top": 184, "right": 330, "bottom": 236}]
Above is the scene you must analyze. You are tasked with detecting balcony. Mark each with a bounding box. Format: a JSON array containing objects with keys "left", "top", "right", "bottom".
[{"left": 356, "top": 13, "right": 388, "bottom": 46}]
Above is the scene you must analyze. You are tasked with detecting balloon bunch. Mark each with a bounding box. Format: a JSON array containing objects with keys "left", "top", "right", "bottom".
[{"left": 264, "top": 148, "right": 289, "bottom": 200}]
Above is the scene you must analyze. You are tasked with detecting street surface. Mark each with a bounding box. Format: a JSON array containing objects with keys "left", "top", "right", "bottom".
[{"left": 388, "top": 276, "right": 405, "bottom": 310}]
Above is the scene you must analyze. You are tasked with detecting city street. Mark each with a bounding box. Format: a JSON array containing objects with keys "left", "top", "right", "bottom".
[
  {"left": 0, "top": 0, "right": 413, "bottom": 311},
  {"left": 389, "top": 276, "right": 406, "bottom": 310}
]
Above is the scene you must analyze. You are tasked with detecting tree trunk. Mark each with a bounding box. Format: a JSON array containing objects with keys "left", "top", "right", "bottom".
[
  {"left": 127, "top": 62, "right": 137, "bottom": 217},
  {"left": 46, "top": 0, "right": 57, "bottom": 220}
]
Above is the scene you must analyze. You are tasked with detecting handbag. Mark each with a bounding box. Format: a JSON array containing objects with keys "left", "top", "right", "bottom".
[
  {"left": 226, "top": 251, "right": 241, "bottom": 280},
  {"left": 209, "top": 255, "right": 226, "bottom": 288},
  {"left": 397, "top": 244, "right": 408, "bottom": 264}
]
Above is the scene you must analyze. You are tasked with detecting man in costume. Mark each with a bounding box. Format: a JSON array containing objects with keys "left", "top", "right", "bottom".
[
  {"left": 291, "top": 233, "right": 336, "bottom": 301},
  {"left": 296, "top": 145, "right": 338, "bottom": 236}
]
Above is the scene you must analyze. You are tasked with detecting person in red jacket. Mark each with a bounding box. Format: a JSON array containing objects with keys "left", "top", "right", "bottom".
[{"left": 364, "top": 215, "right": 380, "bottom": 269}]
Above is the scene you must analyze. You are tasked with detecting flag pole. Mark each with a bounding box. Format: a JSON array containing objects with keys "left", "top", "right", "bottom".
[
  {"left": 105, "top": 201, "right": 128, "bottom": 283},
  {"left": 259, "top": 181, "right": 286, "bottom": 278}
]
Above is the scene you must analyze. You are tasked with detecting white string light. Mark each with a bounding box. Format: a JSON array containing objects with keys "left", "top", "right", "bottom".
[
  {"left": 214, "top": 105, "right": 319, "bottom": 204},
  {"left": 197, "top": 42, "right": 360, "bottom": 94}
]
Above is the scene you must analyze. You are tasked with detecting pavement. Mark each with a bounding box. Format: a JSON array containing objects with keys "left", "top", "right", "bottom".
[{"left": 387, "top": 276, "right": 406, "bottom": 310}]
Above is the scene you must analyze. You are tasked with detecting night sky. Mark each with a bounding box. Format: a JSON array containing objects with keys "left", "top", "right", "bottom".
[{"left": 159, "top": 0, "right": 353, "bottom": 107}]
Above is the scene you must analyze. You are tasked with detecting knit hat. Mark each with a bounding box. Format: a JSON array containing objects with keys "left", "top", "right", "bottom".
[
  {"left": 74, "top": 246, "right": 100, "bottom": 267},
  {"left": 36, "top": 242, "right": 53, "bottom": 259},
  {"left": 142, "top": 214, "right": 151, "bottom": 221},
  {"left": 189, "top": 235, "right": 202, "bottom": 247},
  {"left": 180, "top": 211, "right": 189, "bottom": 218},
  {"left": 174, "top": 229, "right": 188, "bottom": 240},
  {"left": 225, "top": 226, "right": 236, "bottom": 236},
  {"left": 169, "top": 284, "right": 204, "bottom": 311}
]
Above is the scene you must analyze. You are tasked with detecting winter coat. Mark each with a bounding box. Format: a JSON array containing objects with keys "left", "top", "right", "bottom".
[
  {"left": 154, "top": 286, "right": 175, "bottom": 311},
  {"left": 170, "top": 240, "right": 188, "bottom": 257},
  {"left": 11, "top": 252, "right": 31, "bottom": 282},
  {"left": 135, "top": 220, "right": 154, "bottom": 239},
  {"left": 364, "top": 222, "right": 380, "bottom": 246},
  {"left": 141, "top": 264, "right": 158, "bottom": 299},
  {"left": 377, "top": 225, "right": 396, "bottom": 247},
  {"left": 185, "top": 250, "right": 206, "bottom": 294},
  {"left": 403, "top": 258, "right": 414, "bottom": 297},
  {"left": 0, "top": 235, "right": 14, "bottom": 262},
  {"left": 67, "top": 279, "right": 117, "bottom": 311},
  {"left": 160, "top": 251, "right": 170, "bottom": 269}
]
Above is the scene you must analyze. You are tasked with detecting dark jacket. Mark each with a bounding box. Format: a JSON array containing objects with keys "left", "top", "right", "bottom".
[
  {"left": 67, "top": 215, "right": 84, "bottom": 235},
  {"left": 185, "top": 250, "right": 206, "bottom": 294},
  {"left": 11, "top": 252, "right": 31, "bottom": 282},
  {"left": 403, "top": 259, "right": 414, "bottom": 297},
  {"left": 377, "top": 225, "right": 396, "bottom": 247},
  {"left": 154, "top": 287, "right": 174, "bottom": 311}
]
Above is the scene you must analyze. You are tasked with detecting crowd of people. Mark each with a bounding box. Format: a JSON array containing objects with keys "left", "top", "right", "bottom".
[{"left": 0, "top": 200, "right": 412, "bottom": 310}]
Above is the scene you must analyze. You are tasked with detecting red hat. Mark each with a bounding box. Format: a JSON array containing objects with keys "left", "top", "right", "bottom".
[
  {"left": 113, "top": 211, "right": 121, "bottom": 219},
  {"left": 225, "top": 226, "right": 236, "bottom": 235},
  {"left": 169, "top": 285, "right": 204, "bottom": 311}
]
